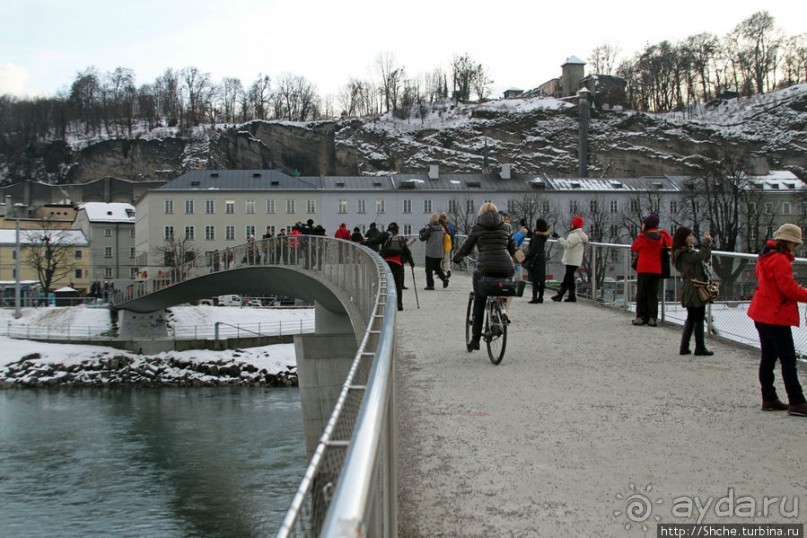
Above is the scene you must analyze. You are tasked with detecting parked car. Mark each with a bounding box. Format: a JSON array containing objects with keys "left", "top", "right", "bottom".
[{"left": 217, "top": 294, "right": 243, "bottom": 306}]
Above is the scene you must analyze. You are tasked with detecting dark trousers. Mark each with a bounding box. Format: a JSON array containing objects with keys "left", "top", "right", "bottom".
[
  {"left": 471, "top": 280, "right": 487, "bottom": 341},
  {"left": 555, "top": 265, "right": 578, "bottom": 299},
  {"left": 425, "top": 256, "right": 447, "bottom": 288},
  {"left": 635, "top": 273, "right": 660, "bottom": 321},
  {"left": 755, "top": 321, "right": 806, "bottom": 405},
  {"left": 388, "top": 261, "right": 405, "bottom": 310},
  {"left": 681, "top": 306, "right": 707, "bottom": 352},
  {"left": 528, "top": 266, "right": 545, "bottom": 301}
]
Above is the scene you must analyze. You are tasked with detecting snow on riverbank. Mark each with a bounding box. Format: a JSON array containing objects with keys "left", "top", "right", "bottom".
[{"left": 0, "top": 305, "right": 311, "bottom": 374}]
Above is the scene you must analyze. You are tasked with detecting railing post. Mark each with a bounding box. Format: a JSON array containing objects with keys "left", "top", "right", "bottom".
[{"left": 214, "top": 322, "right": 220, "bottom": 341}]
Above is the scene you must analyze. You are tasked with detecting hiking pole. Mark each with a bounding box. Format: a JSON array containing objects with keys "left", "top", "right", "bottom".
[{"left": 410, "top": 265, "right": 420, "bottom": 309}]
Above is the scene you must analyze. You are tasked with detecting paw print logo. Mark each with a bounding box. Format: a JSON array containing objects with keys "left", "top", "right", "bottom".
[{"left": 613, "top": 483, "right": 664, "bottom": 532}]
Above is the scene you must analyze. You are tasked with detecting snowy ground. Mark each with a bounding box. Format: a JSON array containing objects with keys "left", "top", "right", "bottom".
[{"left": 0, "top": 305, "right": 313, "bottom": 374}]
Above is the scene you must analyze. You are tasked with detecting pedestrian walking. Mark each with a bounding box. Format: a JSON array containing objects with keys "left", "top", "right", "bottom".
[
  {"left": 550, "top": 216, "right": 588, "bottom": 303},
  {"left": 367, "top": 222, "right": 415, "bottom": 311},
  {"left": 419, "top": 214, "right": 449, "bottom": 290}
]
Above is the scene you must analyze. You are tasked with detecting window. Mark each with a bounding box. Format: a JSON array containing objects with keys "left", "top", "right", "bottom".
[
  {"left": 164, "top": 226, "right": 175, "bottom": 240},
  {"left": 801, "top": 202, "right": 807, "bottom": 215},
  {"left": 75, "top": 269, "right": 83, "bottom": 279},
  {"left": 542, "top": 200, "right": 550, "bottom": 213},
  {"left": 306, "top": 200, "right": 316, "bottom": 214},
  {"left": 246, "top": 225, "right": 256, "bottom": 239},
  {"left": 609, "top": 225, "right": 618, "bottom": 237},
  {"left": 104, "top": 228, "right": 112, "bottom": 237},
  {"left": 185, "top": 200, "right": 195, "bottom": 214},
  {"left": 225, "top": 226, "right": 235, "bottom": 241},
  {"left": 782, "top": 202, "right": 792, "bottom": 215},
  {"left": 403, "top": 200, "right": 412, "bottom": 214},
  {"left": 570, "top": 200, "right": 579, "bottom": 213},
  {"left": 164, "top": 200, "right": 174, "bottom": 214},
  {"left": 205, "top": 200, "right": 215, "bottom": 214},
  {"left": 466, "top": 199, "right": 475, "bottom": 214},
  {"left": 129, "top": 228, "right": 135, "bottom": 237},
  {"left": 670, "top": 200, "right": 678, "bottom": 214},
  {"left": 507, "top": 200, "right": 517, "bottom": 215},
  {"left": 338, "top": 200, "right": 347, "bottom": 214},
  {"left": 75, "top": 250, "right": 83, "bottom": 260},
  {"left": 610, "top": 200, "right": 619, "bottom": 213},
  {"left": 765, "top": 202, "right": 773, "bottom": 213},
  {"left": 424, "top": 200, "right": 432, "bottom": 214},
  {"left": 246, "top": 200, "right": 255, "bottom": 214},
  {"left": 129, "top": 247, "right": 135, "bottom": 259},
  {"left": 376, "top": 199, "right": 385, "bottom": 214},
  {"left": 205, "top": 226, "right": 215, "bottom": 241},
  {"left": 589, "top": 200, "right": 598, "bottom": 213},
  {"left": 266, "top": 199, "right": 276, "bottom": 214},
  {"left": 225, "top": 200, "right": 235, "bottom": 214},
  {"left": 448, "top": 199, "right": 458, "bottom": 213},
  {"left": 629, "top": 200, "right": 639, "bottom": 213},
  {"left": 403, "top": 224, "right": 412, "bottom": 235},
  {"left": 184, "top": 226, "right": 195, "bottom": 240},
  {"left": 130, "top": 268, "right": 138, "bottom": 279},
  {"left": 104, "top": 246, "right": 112, "bottom": 258},
  {"left": 104, "top": 268, "right": 113, "bottom": 278},
  {"left": 357, "top": 199, "right": 366, "bottom": 214},
  {"left": 286, "top": 199, "right": 296, "bottom": 214}
]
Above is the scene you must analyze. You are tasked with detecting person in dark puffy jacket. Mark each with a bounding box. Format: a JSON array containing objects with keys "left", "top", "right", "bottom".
[
  {"left": 453, "top": 202, "right": 516, "bottom": 351},
  {"left": 747, "top": 223, "right": 807, "bottom": 417},
  {"left": 522, "top": 218, "right": 550, "bottom": 303}
]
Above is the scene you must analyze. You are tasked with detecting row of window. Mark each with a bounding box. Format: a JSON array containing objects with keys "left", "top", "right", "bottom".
[{"left": 164, "top": 198, "right": 804, "bottom": 217}]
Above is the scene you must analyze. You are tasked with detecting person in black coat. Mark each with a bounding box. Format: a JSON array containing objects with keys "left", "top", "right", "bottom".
[
  {"left": 522, "top": 218, "right": 550, "bottom": 303},
  {"left": 453, "top": 202, "right": 516, "bottom": 351}
]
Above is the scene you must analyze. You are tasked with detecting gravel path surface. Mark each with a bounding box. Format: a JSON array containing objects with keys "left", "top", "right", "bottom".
[{"left": 395, "top": 274, "right": 806, "bottom": 537}]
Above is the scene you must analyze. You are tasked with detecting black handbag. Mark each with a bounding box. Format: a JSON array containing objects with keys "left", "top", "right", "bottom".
[
  {"left": 660, "top": 245, "right": 671, "bottom": 278},
  {"left": 478, "top": 277, "right": 525, "bottom": 297}
]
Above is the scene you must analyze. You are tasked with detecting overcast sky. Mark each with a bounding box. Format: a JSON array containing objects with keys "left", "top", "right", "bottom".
[{"left": 1, "top": 0, "right": 804, "bottom": 100}]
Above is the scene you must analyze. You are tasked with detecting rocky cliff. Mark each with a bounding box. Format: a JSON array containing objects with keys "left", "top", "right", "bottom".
[{"left": 3, "top": 84, "right": 805, "bottom": 185}]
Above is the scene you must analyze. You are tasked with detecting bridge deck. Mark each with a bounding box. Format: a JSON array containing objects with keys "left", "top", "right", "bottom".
[{"left": 396, "top": 273, "right": 805, "bottom": 537}]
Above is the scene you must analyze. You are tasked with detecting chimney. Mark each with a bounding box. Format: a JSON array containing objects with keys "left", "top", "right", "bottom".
[
  {"left": 499, "top": 164, "right": 512, "bottom": 179},
  {"left": 428, "top": 165, "right": 439, "bottom": 180},
  {"left": 578, "top": 88, "right": 590, "bottom": 178}
]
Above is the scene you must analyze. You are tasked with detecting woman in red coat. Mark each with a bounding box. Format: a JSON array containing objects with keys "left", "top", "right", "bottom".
[
  {"left": 630, "top": 214, "right": 671, "bottom": 326},
  {"left": 748, "top": 223, "right": 807, "bottom": 416}
]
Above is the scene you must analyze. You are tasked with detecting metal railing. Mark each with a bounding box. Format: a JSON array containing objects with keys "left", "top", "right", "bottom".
[
  {"left": 3, "top": 315, "right": 315, "bottom": 341},
  {"left": 542, "top": 239, "right": 807, "bottom": 357}
]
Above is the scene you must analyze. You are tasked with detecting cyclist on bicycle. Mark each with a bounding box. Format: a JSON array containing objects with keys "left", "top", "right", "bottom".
[{"left": 453, "top": 202, "right": 517, "bottom": 351}]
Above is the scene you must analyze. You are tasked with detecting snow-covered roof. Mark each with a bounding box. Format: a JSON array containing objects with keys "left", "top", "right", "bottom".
[
  {"left": 563, "top": 55, "right": 585, "bottom": 65},
  {"left": 0, "top": 229, "right": 89, "bottom": 246},
  {"left": 78, "top": 202, "right": 135, "bottom": 223}
]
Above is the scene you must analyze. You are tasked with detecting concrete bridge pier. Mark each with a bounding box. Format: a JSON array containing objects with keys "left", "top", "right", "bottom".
[
  {"left": 117, "top": 309, "right": 169, "bottom": 344},
  {"left": 295, "top": 301, "right": 358, "bottom": 457}
]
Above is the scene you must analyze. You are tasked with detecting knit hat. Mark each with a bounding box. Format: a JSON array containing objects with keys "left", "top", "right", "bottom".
[
  {"left": 773, "top": 223, "right": 803, "bottom": 245},
  {"left": 643, "top": 213, "right": 660, "bottom": 229},
  {"left": 571, "top": 216, "right": 584, "bottom": 229}
]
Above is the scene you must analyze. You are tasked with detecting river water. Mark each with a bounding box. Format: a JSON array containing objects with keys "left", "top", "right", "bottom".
[{"left": 0, "top": 387, "right": 307, "bottom": 538}]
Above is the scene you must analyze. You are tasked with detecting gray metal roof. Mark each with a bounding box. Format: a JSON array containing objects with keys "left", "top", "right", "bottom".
[
  {"left": 157, "top": 169, "right": 803, "bottom": 194},
  {"left": 158, "top": 169, "right": 322, "bottom": 191}
]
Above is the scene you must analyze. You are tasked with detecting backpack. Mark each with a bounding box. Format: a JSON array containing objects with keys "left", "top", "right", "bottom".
[
  {"left": 443, "top": 232, "right": 452, "bottom": 252},
  {"left": 381, "top": 235, "right": 405, "bottom": 257}
]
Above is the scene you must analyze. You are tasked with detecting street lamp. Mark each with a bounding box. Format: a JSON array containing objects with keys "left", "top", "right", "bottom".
[{"left": 5, "top": 196, "right": 21, "bottom": 319}]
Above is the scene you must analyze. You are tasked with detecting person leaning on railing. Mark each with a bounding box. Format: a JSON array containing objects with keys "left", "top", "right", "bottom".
[{"left": 747, "top": 223, "right": 807, "bottom": 417}]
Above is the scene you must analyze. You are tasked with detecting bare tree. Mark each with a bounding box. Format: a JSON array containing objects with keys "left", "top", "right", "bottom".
[
  {"left": 181, "top": 66, "right": 212, "bottom": 127},
  {"left": 376, "top": 52, "right": 405, "bottom": 115},
  {"left": 589, "top": 43, "right": 621, "bottom": 75},
  {"left": 23, "top": 225, "right": 80, "bottom": 293},
  {"left": 220, "top": 77, "right": 243, "bottom": 123},
  {"left": 735, "top": 11, "right": 782, "bottom": 94},
  {"left": 151, "top": 236, "right": 203, "bottom": 283},
  {"left": 248, "top": 74, "right": 271, "bottom": 120}
]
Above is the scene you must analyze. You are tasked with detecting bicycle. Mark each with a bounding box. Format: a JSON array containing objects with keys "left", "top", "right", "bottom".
[{"left": 465, "top": 291, "right": 508, "bottom": 364}]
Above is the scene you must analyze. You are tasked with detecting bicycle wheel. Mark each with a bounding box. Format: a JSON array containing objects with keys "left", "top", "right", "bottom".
[
  {"left": 465, "top": 291, "right": 475, "bottom": 351},
  {"left": 485, "top": 299, "right": 507, "bottom": 365}
]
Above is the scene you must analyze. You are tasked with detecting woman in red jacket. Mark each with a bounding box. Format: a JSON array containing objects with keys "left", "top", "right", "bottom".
[
  {"left": 630, "top": 214, "right": 671, "bottom": 327},
  {"left": 748, "top": 223, "right": 807, "bottom": 417}
]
